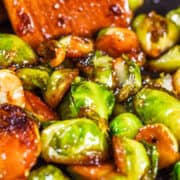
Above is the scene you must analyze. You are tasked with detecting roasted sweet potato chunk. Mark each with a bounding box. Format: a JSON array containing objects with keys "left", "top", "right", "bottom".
[
  {"left": 0, "top": 104, "right": 41, "bottom": 179},
  {"left": 3, "top": 0, "right": 132, "bottom": 47}
]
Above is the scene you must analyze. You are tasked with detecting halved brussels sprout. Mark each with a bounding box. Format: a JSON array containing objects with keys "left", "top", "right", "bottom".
[
  {"left": 0, "top": 69, "right": 26, "bottom": 107},
  {"left": 43, "top": 68, "right": 79, "bottom": 108},
  {"left": 148, "top": 45, "right": 180, "bottom": 72},
  {"left": 112, "top": 136, "right": 150, "bottom": 179},
  {"left": 41, "top": 118, "right": 109, "bottom": 165},
  {"left": 59, "top": 79, "right": 115, "bottom": 129},
  {"left": 133, "top": 11, "right": 179, "bottom": 58},
  {"left": 134, "top": 88, "right": 180, "bottom": 145},
  {"left": 167, "top": 7, "right": 180, "bottom": 29},
  {"left": 173, "top": 68, "right": 180, "bottom": 95},
  {"left": 0, "top": 33, "right": 37, "bottom": 68},
  {"left": 141, "top": 141, "right": 159, "bottom": 179},
  {"left": 58, "top": 35, "right": 94, "bottom": 58},
  {"left": 0, "top": 104, "right": 41, "bottom": 179},
  {"left": 110, "top": 113, "right": 143, "bottom": 139},
  {"left": 113, "top": 56, "right": 142, "bottom": 102},
  {"left": 28, "top": 165, "right": 70, "bottom": 180},
  {"left": 16, "top": 67, "right": 50, "bottom": 91}
]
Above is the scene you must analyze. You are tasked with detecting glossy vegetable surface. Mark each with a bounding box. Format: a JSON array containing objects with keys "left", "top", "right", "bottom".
[
  {"left": 28, "top": 165, "right": 69, "bottom": 180},
  {"left": 134, "top": 88, "right": 180, "bottom": 144},
  {"left": 41, "top": 118, "right": 109, "bottom": 165}
]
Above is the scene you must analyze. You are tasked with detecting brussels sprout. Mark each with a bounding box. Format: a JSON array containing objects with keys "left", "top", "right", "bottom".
[
  {"left": 41, "top": 118, "right": 109, "bottom": 165},
  {"left": 0, "top": 33, "right": 37, "bottom": 68},
  {"left": 96, "top": 27, "right": 139, "bottom": 58},
  {"left": 89, "top": 51, "right": 114, "bottom": 88},
  {"left": 148, "top": 45, "right": 180, "bottom": 72},
  {"left": 133, "top": 11, "right": 179, "bottom": 58},
  {"left": 136, "top": 123, "right": 179, "bottom": 169},
  {"left": 28, "top": 165, "right": 70, "bottom": 180},
  {"left": 167, "top": 7, "right": 180, "bottom": 29},
  {"left": 110, "top": 113, "right": 143, "bottom": 138},
  {"left": 173, "top": 68, "right": 180, "bottom": 95},
  {"left": 134, "top": 88, "right": 180, "bottom": 144},
  {"left": 43, "top": 68, "right": 79, "bottom": 108},
  {"left": 59, "top": 80, "right": 115, "bottom": 129},
  {"left": 113, "top": 57, "right": 142, "bottom": 102},
  {"left": 37, "top": 40, "right": 66, "bottom": 67},
  {"left": 112, "top": 136, "right": 150, "bottom": 179},
  {"left": 141, "top": 142, "right": 159, "bottom": 179},
  {"left": 16, "top": 68, "right": 50, "bottom": 91},
  {"left": 172, "top": 161, "right": 180, "bottom": 180},
  {"left": 0, "top": 104, "right": 41, "bottom": 179},
  {"left": 58, "top": 35, "right": 94, "bottom": 58},
  {"left": 0, "top": 69, "right": 26, "bottom": 107},
  {"left": 128, "top": 0, "right": 144, "bottom": 12}
]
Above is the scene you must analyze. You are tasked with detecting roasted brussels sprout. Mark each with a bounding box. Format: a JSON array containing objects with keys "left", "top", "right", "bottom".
[
  {"left": 173, "top": 68, "right": 180, "bottom": 95},
  {"left": 28, "top": 165, "right": 70, "bottom": 180},
  {"left": 112, "top": 136, "right": 150, "bottom": 179},
  {"left": 167, "top": 7, "right": 180, "bottom": 29},
  {"left": 37, "top": 39, "right": 66, "bottom": 67},
  {"left": 59, "top": 79, "right": 115, "bottom": 129},
  {"left": 110, "top": 113, "right": 143, "bottom": 139},
  {"left": 141, "top": 141, "right": 159, "bottom": 179},
  {"left": 136, "top": 124, "right": 179, "bottom": 169},
  {"left": 134, "top": 88, "right": 180, "bottom": 144},
  {"left": 0, "top": 104, "right": 41, "bottom": 179},
  {"left": 113, "top": 56, "right": 142, "bottom": 102},
  {"left": 16, "top": 67, "right": 50, "bottom": 91},
  {"left": 41, "top": 118, "right": 109, "bottom": 165},
  {"left": 95, "top": 27, "right": 139, "bottom": 58},
  {"left": 0, "top": 69, "right": 26, "bottom": 107},
  {"left": 148, "top": 45, "right": 180, "bottom": 72},
  {"left": 133, "top": 11, "right": 179, "bottom": 58},
  {"left": 0, "top": 33, "right": 37, "bottom": 68},
  {"left": 58, "top": 35, "right": 94, "bottom": 58},
  {"left": 43, "top": 68, "right": 79, "bottom": 108},
  {"left": 172, "top": 161, "right": 180, "bottom": 180}
]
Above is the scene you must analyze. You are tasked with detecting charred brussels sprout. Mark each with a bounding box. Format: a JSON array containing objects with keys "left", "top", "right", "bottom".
[
  {"left": 16, "top": 68, "right": 50, "bottom": 91},
  {"left": 58, "top": 35, "right": 94, "bottom": 58},
  {"left": 113, "top": 57, "right": 142, "bottom": 102},
  {"left": 41, "top": 118, "right": 109, "bottom": 165},
  {"left": 110, "top": 113, "right": 143, "bottom": 138},
  {"left": 134, "top": 88, "right": 180, "bottom": 145},
  {"left": 59, "top": 79, "right": 115, "bottom": 128},
  {"left": 172, "top": 161, "right": 180, "bottom": 180},
  {"left": 133, "top": 11, "right": 179, "bottom": 58},
  {"left": 43, "top": 68, "right": 79, "bottom": 108},
  {"left": 0, "top": 34, "right": 37, "bottom": 68},
  {"left": 167, "top": 7, "right": 180, "bottom": 29},
  {"left": 149, "top": 45, "right": 180, "bottom": 72},
  {"left": 28, "top": 165, "right": 70, "bottom": 180}
]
